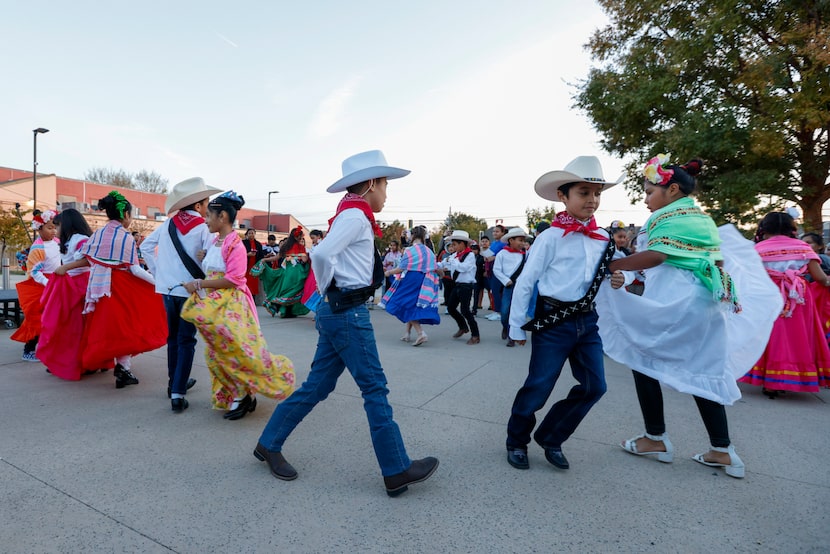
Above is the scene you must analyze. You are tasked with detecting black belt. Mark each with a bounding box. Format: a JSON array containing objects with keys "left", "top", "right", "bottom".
[
  {"left": 540, "top": 296, "right": 595, "bottom": 313},
  {"left": 325, "top": 285, "right": 374, "bottom": 313}
]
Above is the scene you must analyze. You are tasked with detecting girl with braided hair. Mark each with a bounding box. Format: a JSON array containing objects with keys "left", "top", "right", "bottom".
[
  {"left": 252, "top": 225, "right": 311, "bottom": 318},
  {"left": 740, "top": 212, "right": 830, "bottom": 397},
  {"left": 597, "top": 155, "right": 781, "bottom": 479},
  {"left": 56, "top": 191, "right": 167, "bottom": 388}
]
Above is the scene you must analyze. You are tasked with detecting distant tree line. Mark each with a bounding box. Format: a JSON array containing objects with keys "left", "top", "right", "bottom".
[{"left": 84, "top": 167, "right": 169, "bottom": 194}]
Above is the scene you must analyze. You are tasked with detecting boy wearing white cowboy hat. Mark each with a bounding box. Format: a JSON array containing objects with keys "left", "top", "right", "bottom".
[
  {"left": 141, "top": 177, "right": 223, "bottom": 412},
  {"left": 493, "top": 227, "right": 531, "bottom": 347},
  {"left": 504, "top": 155, "right": 618, "bottom": 472},
  {"left": 438, "top": 230, "right": 481, "bottom": 344},
  {"left": 256, "top": 150, "right": 439, "bottom": 497}
]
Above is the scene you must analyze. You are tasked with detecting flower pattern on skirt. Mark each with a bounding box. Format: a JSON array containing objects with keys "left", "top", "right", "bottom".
[{"left": 181, "top": 271, "right": 295, "bottom": 410}]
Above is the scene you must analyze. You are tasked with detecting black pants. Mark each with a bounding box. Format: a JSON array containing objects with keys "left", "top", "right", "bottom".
[
  {"left": 447, "top": 283, "right": 479, "bottom": 338},
  {"left": 632, "top": 371, "right": 730, "bottom": 447},
  {"left": 24, "top": 337, "right": 38, "bottom": 354}
]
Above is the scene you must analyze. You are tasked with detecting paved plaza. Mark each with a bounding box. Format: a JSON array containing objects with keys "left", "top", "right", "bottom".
[{"left": 1, "top": 290, "right": 828, "bottom": 553}]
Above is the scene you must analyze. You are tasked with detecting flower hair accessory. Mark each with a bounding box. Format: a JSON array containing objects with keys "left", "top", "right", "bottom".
[
  {"left": 643, "top": 153, "right": 674, "bottom": 186},
  {"left": 291, "top": 226, "right": 303, "bottom": 239},
  {"left": 107, "top": 190, "right": 130, "bottom": 219},
  {"left": 31, "top": 209, "right": 58, "bottom": 230},
  {"left": 210, "top": 190, "right": 244, "bottom": 206},
  {"left": 609, "top": 220, "right": 626, "bottom": 230}
]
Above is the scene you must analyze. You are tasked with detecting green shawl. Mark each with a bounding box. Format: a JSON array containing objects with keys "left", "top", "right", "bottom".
[{"left": 645, "top": 197, "right": 740, "bottom": 311}]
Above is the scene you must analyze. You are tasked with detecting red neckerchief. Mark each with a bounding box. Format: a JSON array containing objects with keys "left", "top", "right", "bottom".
[
  {"left": 171, "top": 211, "right": 205, "bottom": 235},
  {"left": 503, "top": 246, "right": 524, "bottom": 253},
  {"left": 550, "top": 211, "right": 609, "bottom": 241},
  {"left": 455, "top": 247, "right": 472, "bottom": 259},
  {"left": 328, "top": 193, "right": 382, "bottom": 237}
]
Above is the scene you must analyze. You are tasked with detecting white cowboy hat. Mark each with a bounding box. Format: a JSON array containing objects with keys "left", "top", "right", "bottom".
[
  {"left": 500, "top": 227, "right": 531, "bottom": 243},
  {"left": 327, "top": 150, "right": 410, "bottom": 193},
  {"left": 447, "top": 230, "right": 471, "bottom": 243},
  {"left": 165, "top": 177, "right": 223, "bottom": 214},
  {"left": 534, "top": 156, "right": 622, "bottom": 201}
]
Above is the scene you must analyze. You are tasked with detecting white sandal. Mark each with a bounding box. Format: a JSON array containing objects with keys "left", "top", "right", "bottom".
[
  {"left": 620, "top": 432, "right": 674, "bottom": 463},
  {"left": 413, "top": 333, "right": 428, "bottom": 347},
  {"left": 692, "top": 445, "right": 745, "bottom": 479}
]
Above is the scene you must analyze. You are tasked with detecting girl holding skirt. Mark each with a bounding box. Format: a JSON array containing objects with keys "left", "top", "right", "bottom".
[{"left": 181, "top": 191, "right": 295, "bottom": 420}]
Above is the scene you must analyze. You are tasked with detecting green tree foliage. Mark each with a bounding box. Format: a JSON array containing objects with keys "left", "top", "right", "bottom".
[
  {"left": 440, "top": 212, "right": 488, "bottom": 241},
  {"left": 526, "top": 205, "right": 558, "bottom": 232},
  {"left": 575, "top": 0, "right": 830, "bottom": 231},
  {"left": 379, "top": 220, "right": 405, "bottom": 251},
  {"left": 85, "top": 167, "right": 169, "bottom": 194},
  {"left": 0, "top": 206, "right": 35, "bottom": 262}
]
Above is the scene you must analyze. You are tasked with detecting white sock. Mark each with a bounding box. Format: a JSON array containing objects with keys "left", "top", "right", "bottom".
[{"left": 171, "top": 393, "right": 184, "bottom": 400}]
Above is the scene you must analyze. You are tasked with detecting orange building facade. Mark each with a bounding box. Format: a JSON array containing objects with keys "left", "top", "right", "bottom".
[{"left": 0, "top": 167, "right": 306, "bottom": 244}]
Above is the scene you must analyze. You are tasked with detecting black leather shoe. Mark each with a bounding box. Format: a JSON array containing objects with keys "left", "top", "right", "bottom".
[
  {"left": 383, "top": 457, "right": 439, "bottom": 497},
  {"left": 544, "top": 447, "right": 569, "bottom": 470},
  {"left": 253, "top": 443, "right": 298, "bottom": 480},
  {"left": 506, "top": 339, "right": 515, "bottom": 347},
  {"left": 114, "top": 364, "right": 139, "bottom": 389},
  {"left": 224, "top": 395, "right": 257, "bottom": 420},
  {"left": 507, "top": 448, "right": 529, "bottom": 470},
  {"left": 167, "top": 378, "right": 197, "bottom": 398},
  {"left": 501, "top": 328, "right": 508, "bottom": 340},
  {"left": 171, "top": 397, "right": 189, "bottom": 413}
]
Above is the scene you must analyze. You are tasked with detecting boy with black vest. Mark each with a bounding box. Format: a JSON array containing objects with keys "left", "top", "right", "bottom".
[{"left": 505, "top": 156, "right": 618, "bottom": 471}]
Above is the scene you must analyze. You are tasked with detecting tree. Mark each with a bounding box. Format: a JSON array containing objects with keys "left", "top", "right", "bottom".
[
  {"left": 439, "top": 212, "right": 488, "bottom": 241},
  {"left": 379, "top": 219, "right": 406, "bottom": 252},
  {"left": 0, "top": 206, "right": 35, "bottom": 265},
  {"left": 525, "top": 205, "right": 558, "bottom": 232},
  {"left": 575, "top": 0, "right": 830, "bottom": 231},
  {"left": 85, "top": 167, "right": 169, "bottom": 194}
]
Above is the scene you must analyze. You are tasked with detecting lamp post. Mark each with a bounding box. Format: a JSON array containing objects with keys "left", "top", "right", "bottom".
[
  {"left": 267, "top": 190, "right": 279, "bottom": 232},
  {"left": 32, "top": 127, "right": 49, "bottom": 212}
]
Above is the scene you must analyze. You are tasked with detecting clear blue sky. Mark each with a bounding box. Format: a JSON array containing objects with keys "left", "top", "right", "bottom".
[{"left": 2, "top": 0, "right": 652, "bottom": 229}]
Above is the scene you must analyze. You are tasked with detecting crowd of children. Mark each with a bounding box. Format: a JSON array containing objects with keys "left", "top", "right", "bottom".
[{"left": 8, "top": 148, "right": 830, "bottom": 496}]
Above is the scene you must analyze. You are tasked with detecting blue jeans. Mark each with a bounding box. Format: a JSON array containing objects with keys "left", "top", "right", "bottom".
[
  {"left": 259, "top": 301, "right": 411, "bottom": 476},
  {"left": 163, "top": 294, "right": 197, "bottom": 395},
  {"left": 500, "top": 285, "right": 514, "bottom": 332},
  {"left": 506, "top": 310, "right": 606, "bottom": 450}
]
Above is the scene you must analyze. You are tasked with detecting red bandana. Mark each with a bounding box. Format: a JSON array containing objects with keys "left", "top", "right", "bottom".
[
  {"left": 171, "top": 211, "right": 205, "bottom": 235},
  {"left": 550, "top": 212, "right": 609, "bottom": 241},
  {"left": 503, "top": 246, "right": 524, "bottom": 253},
  {"left": 328, "top": 193, "right": 382, "bottom": 237}
]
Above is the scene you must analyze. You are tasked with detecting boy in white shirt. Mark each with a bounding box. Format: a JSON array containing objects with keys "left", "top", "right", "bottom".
[
  {"left": 505, "top": 156, "right": 617, "bottom": 471},
  {"left": 493, "top": 228, "right": 530, "bottom": 347}
]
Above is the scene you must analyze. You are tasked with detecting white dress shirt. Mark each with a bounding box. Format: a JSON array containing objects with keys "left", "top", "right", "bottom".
[
  {"left": 493, "top": 249, "right": 525, "bottom": 286},
  {"left": 140, "top": 211, "right": 215, "bottom": 297},
  {"left": 439, "top": 249, "right": 477, "bottom": 284},
  {"left": 509, "top": 225, "right": 610, "bottom": 340},
  {"left": 311, "top": 208, "right": 374, "bottom": 293}
]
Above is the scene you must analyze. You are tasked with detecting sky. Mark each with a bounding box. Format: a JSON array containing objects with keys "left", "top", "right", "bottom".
[{"left": 1, "top": 0, "right": 653, "bottom": 231}]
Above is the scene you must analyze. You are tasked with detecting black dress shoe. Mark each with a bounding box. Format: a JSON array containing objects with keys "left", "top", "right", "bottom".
[
  {"left": 253, "top": 443, "right": 298, "bottom": 480},
  {"left": 501, "top": 328, "right": 508, "bottom": 340},
  {"left": 383, "top": 457, "right": 439, "bottom": 497},
  {"left": 167, "top": 378, "right": 197, "bottom": 398},
  {"left": 506, "top": 339, "right": 515, "bottom": 347},
  {"left": 171, "top": 397, "right": 189, "bottom": 413},
  {"left": 114, "top": 364, "right": 139, "bottom": 389},
  {"left": 224, "top": 395, "right": 257, "bottom": 420},
  {"left": 544, "top": 447, "right": 569, "bottom": 470},
  {"left": 507, "top": 448, "right": 529, "bottom": 470}
]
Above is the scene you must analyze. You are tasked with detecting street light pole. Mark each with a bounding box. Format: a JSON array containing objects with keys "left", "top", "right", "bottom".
[
  {"left": 267, "top": 190, "right": 279, "bottom": 233},
  {"left": 32, "top": 127, "right": 49, "bottom": 212}
]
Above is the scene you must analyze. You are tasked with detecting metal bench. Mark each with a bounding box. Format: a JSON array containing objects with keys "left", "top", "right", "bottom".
[{"left": 0, "top": 288, "right": 22, "bottom": 328}]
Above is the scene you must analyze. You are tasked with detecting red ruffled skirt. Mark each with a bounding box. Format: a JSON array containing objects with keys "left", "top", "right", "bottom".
[
  {"left": 38, "top": 273, "right": 93, "bottom": 380},
  {"left": 80, "top": 269, "right": 168, "bottom": 369},
  {"left": 10, "top": 279, "right": 45, "bottom": 343}
]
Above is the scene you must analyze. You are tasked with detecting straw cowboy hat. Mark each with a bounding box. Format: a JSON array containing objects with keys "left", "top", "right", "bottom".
[
  {"left": 500, "top": 227, "right": 531, "bottom": 243},
  {"left": 534, "top": 156, "right": 622, "bottom": 201},
  {"left": 165, "top": 177, "right": 223, "bottom": 214},
  {"left": 447, "top": 230, "right": 471, "bottom": 243},
  {"left": 327, "top": 150, "right": 410, "bottom": 193}
]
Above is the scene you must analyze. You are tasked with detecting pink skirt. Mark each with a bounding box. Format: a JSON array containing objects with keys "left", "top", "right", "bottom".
[{"left": 741, "top": 279, "right": 830, "bottom": 392}]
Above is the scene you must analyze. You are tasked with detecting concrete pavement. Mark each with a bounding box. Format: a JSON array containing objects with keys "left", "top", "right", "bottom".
[{"left": 1, "top": 293, "right": 828, "bottom": 553}]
